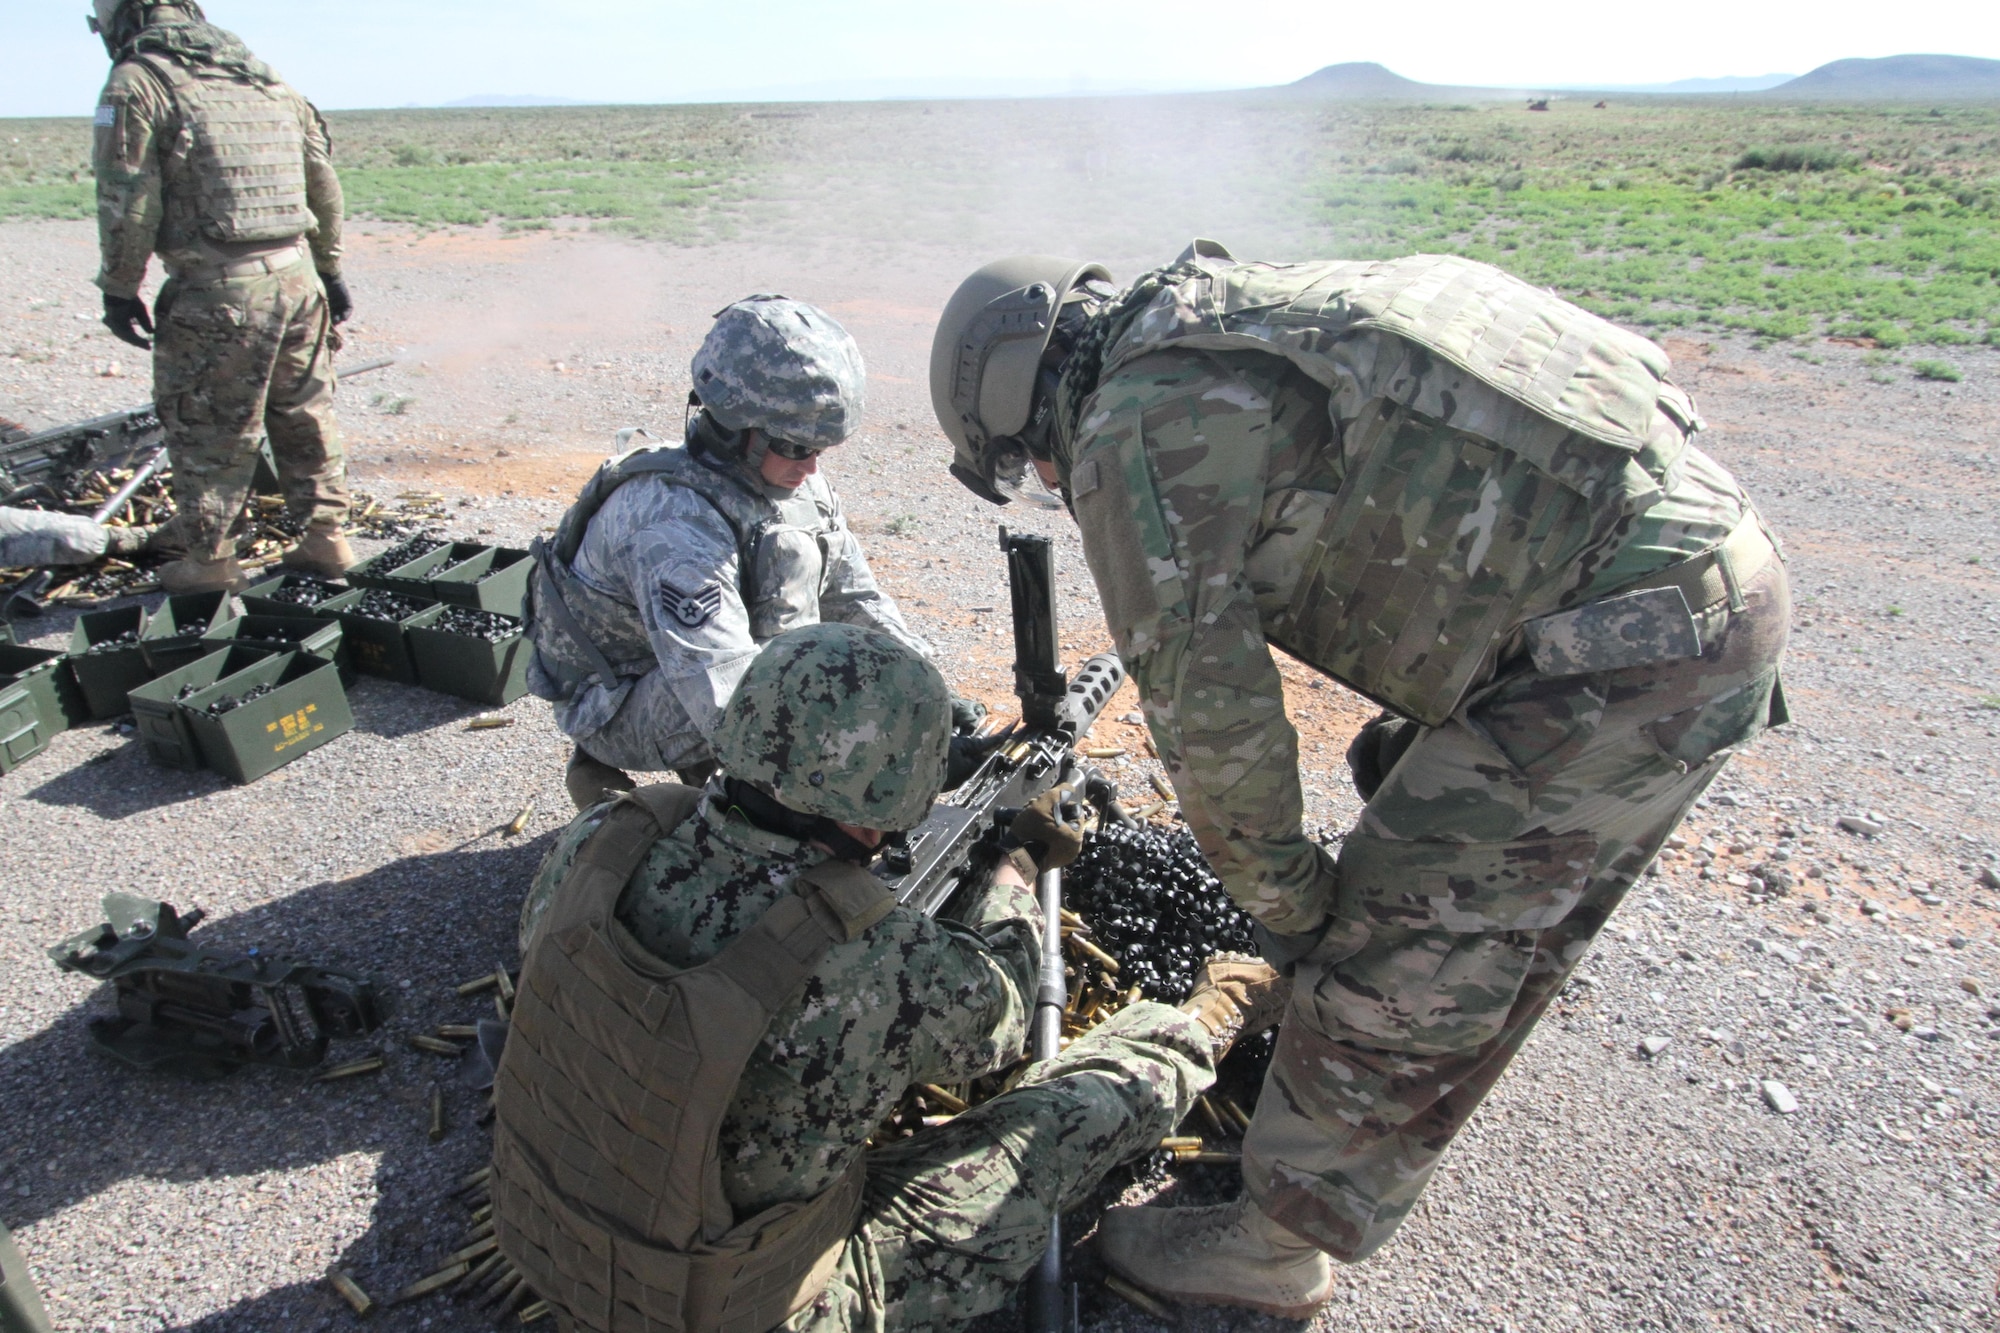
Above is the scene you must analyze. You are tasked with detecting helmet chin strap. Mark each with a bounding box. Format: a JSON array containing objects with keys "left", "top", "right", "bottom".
[{"left": 722, "top": 778, "right": 898, "bottom": 866}]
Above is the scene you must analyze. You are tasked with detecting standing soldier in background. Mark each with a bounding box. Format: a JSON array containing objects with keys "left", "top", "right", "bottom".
[
  {"left": 89, "top": 0, "right": 353, "bottom": 593},
  {"left": 528, "top": 297, "right": 989, "bottom": 810},
  {"left": 931, "top": 241, "right": 1789, "bottom": 1315}
]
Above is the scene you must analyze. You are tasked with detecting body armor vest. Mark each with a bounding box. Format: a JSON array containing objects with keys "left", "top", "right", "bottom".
[
  {"left": 492, "top": 784, "right": 897, "bottom": 1333},
  {"left": 527, "top": 440, "right": 845, "bottom": 703},
  {"left": 128, "top": 53, "right": 314, "bottom": 247},
  {"left": 1097, "top": 244, "right": 1701, "bottom": 726}
]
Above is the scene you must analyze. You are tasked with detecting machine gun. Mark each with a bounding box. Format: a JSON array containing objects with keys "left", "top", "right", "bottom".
[
  {"left": 48, "top": 892, "right": 391, "bottom": 1080},
  {"left": 875, "top": 528, "right": 1124, "bottom": 917},
  {"left": 874, "top": 528, "right": 1124, "bottom": 1333},
  {"left": 0, "top": 356, "right": 396, "bottom": 508}
]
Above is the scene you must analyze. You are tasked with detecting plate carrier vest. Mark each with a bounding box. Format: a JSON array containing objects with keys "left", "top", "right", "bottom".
[
  {"left": 492, "top": 784, "right": 896, "bottom": 1333},
  {"left": 127, "top": 52, "right": 314, "bottom": 248},
  {"left": 1097, "top": 243, "right": 1703, "bottom": 726},
  {"left": 527, "top": 441, "right": 843, "bottom": 704}
]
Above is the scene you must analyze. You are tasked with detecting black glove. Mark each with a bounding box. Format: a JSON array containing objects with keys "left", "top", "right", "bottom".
[
  {"left": 321, "top": 273, "right": 353, "bottom": 325},
  {"left": 944, "top": 731, "right": 1002, "bottom": 789},
  {"left": 102, "top": 294, "right": 153, "bottom": 350},
  {"left": 1008, "top": 784, "right": 1084, "bottom": 872},
  {"left": 949, "top": 694, "right": 987, "bottom": 734}
]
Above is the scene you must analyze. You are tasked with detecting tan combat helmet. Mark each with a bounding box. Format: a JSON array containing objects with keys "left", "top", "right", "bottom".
[{"left": 929, "top": 257, "right": 1110, "bottom": 506}]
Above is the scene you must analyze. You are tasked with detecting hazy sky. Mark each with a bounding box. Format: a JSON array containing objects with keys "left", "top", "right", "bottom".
[{"left": 5, "top": 0, "right": 1998, "bottom": 116}]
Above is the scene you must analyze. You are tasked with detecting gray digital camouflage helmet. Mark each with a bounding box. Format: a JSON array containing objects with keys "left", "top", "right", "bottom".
[
  {"left": 712, "top": 623, "right": 950, "bottom": 831},
  {"left": 690, "top": 296, "right": 866, "bottom": 453},
  {"left": 929, "top": 256, "right": 1111, "bottom": 506}
]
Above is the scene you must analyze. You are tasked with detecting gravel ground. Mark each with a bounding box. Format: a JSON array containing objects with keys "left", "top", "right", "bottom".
[{"left": 3, "top": 100, "right": 1998, "bottom": 1333}]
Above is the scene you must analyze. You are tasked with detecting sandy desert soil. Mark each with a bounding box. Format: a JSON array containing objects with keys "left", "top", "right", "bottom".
[{"left": 2, "top": 100, "right": 1999, "bottom": 1333}]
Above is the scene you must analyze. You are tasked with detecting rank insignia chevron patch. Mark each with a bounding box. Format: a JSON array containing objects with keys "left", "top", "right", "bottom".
[{"left": 660, "top": 578, "right": 724, "bottom": 628}]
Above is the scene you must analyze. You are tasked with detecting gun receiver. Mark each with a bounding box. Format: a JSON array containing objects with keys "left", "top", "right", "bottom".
[
  {"left": 874, "top": 529, "right": 1123, "bottom": 918},
  {"left": 0, "top": 355, "right": 395, "bottom": 504},
  {"left": 48, "top": 892, "right": 391, "bottom": 1079}
]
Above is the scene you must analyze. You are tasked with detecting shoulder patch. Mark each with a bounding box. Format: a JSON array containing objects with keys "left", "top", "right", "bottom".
[
  {"left": 94, "top": 105, "right": 117, "bottom": 128},
  {"left": 659, "top": 577, "right": 724, "bottom": 629}
]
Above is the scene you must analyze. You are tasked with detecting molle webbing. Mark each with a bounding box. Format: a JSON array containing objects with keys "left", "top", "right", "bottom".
[
  {"left": 493, "top": 784, "right": 894, "bottom": 1333},
  {"left": 131, "top": 52, "right": 312, "bottom": 245}
]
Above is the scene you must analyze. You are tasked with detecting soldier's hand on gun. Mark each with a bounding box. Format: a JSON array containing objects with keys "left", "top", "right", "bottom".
[
  {"left": 944, "top": 730, "right": 1005, "bottom": 790},
  {"left": 1008, "top": 784, "right": 1085, "bottom": 872},
  {"left": 101, "top": 294, "right": 153, "bottom": 350},
  {"left": 320, "top": 273, "right": 353, "bottom": 325}
]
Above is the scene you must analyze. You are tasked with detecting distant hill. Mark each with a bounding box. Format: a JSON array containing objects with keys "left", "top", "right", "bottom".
[
  {"left": 444, "top": 94, "right": 587, "bottom": 108},
  {"left": 1283, "top": 62, "right": 1519, "bottom": 100},
  {"left": 1767, "top": 54, "right": 2000, "bottom": 99},
  {"left": 1577, "top": 73, "right": 1795, "bottom": 94}
]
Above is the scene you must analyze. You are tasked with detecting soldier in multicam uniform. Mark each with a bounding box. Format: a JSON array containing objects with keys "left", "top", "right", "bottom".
[
  {"left": 494, "top": 622, "right": 1284, "bottom": 1332},
  {"left": 527, "top": 296, "right": 986, "bottom": 811},
  {"left": 931, "top": 241, "right": 1790, "bottom": 1316},
  {"left": 88, "top": 0, "right": 354, "bottom": 594}
]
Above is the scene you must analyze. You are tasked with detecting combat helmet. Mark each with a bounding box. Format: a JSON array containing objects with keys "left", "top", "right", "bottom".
[
  {"left": 929, "top": 257, "right": 1112, "bottom": 506},
  {"left": 690, "top": 297, "right": 866, "bottom": 468},
  {"left": 713, "top": 623, "right": 950, "bottom": 833}
]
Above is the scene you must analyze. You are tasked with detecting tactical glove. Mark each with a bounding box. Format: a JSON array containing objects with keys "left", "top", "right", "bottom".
[
  {"left": 321, "top": 273, "right": 353, "bottom": 325},
  {"left": 943, "top": 731, "right": 1002, "bottom": 789},
  {"left": 949, "top": 693, "right": 988, "bottom": 733},
  {"left": 102, "top": 294, "right": 153, "bottom": 350},
  {"left": 1008, "top": 784, "right": 1085, "bottom": 872}
]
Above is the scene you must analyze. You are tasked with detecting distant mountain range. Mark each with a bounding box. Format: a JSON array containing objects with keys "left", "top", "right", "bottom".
[
  {"left": 1283, "top": 55, "right": 2000, "bottom": 101},
  {"left": 444, "top": 94, "right": 587, "bottom": 107}
]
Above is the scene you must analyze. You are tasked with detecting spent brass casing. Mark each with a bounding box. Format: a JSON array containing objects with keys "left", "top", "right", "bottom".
[
  {"left": 429, "top": 1082, "right": 446, "bottom": 1142},
  {"left": 326, "top": 1269, "right": 374, "bottom": 1315},
  {"left": 312, "top": 1055, "right": 385, "bottom": 1082},
  {"left": 392, "top": 1260, "right": 469, "bottom": 1304},
  {"left": 1104, "top": 1274, "right": 1173, "bottom": 1320},
  {"left": 410, "top": 1034, "right": 461, "bottom": 1056}
]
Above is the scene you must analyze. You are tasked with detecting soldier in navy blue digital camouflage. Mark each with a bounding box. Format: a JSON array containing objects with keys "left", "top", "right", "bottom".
[
  {"left": 525, "top": 297, "right": 982, "bottom": 810},
  {"left": 931, "top": 243, "right": 1790, "bottom": 1316},
  {"left": 496, "top": 624, "right": 1284, "bottom": 1332}
]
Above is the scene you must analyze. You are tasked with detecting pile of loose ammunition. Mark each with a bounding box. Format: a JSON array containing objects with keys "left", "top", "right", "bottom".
[{"left": 0, "top": 460, "right": 445, "bottom": 607}]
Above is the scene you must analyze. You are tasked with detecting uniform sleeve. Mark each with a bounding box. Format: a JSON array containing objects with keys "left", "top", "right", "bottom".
[
  {"left": 91, "top": 63, "right": 167, "bottom": 299},
  {"left": 612, "top": 495, "right": 763, "bottom": 742},
  {"left": 297, "top": 94, "right": 343, "bottom": 277},
  {"left": 1069, "top": 355, "right": 1336, "bottom": 935},
  {"left": 815, "top": 490, "right": 933, "bottom": 659},
  {"left": 903, "top": 867, "right": 1042, "bottom": 1082},
  {"left": 518, "top": 805, "right": 612, "bottom": 955}
]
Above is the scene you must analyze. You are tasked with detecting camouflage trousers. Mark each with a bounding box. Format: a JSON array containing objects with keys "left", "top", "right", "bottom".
[
  {"left": 1243, "top": 557, "right": 1790, "bottom": 1262},
  {"left": 0, "top": 1220, "right": 51, "bottom": 1333},
  {"left": 154, "top": 259, "right": 348, "bottom": 561},
  {"left": 779, "top": 1002, "right": 1214, "bottom": 1333}
]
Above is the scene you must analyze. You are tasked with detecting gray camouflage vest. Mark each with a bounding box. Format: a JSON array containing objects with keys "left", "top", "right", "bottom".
[
  {"left": 128, "top": 53, "right": 315, "bottom": 247},
  {"left": 527, "top": 438, "right": 846, "bottom": 703},
  {"left": 1095, "top": 243, "right": 1700, "bottom": 726}
]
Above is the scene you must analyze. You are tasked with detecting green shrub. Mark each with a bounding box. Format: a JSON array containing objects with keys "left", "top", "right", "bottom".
[
  {"left": 1912, "top": 359, "right": 1963, "bottom": 381},
  {"left": 1733, "top": 146, "right": 1851, "bottom": 172}
]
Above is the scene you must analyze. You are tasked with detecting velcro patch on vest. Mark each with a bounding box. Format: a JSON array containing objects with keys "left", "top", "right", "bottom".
[
  {"left": 95, "top": 105, "right": 117, "bottom": 128},
  {"left": 659, "top": 578, "right": 724, "bottom": 629}
]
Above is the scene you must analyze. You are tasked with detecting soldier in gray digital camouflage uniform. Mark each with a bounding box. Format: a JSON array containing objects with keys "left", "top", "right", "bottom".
[
  {"left": 526, "top": 297, "right": 984, "bottom": 811},
  {"left": 89, "top": 0, "right": 353, "bottom": 594},
  {"left": 495, "top": 622, "right": 1284, "bottom": 1332},
  {"left": 931, "top": 241, "right": 1790, "bottom": 1316}
]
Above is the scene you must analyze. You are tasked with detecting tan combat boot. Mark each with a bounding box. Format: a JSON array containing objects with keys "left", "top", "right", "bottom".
[
  {"left": 1179, "top": 957, "right": 1288, "bottom": 1058},
  {"left": 1096, "top": 1196, "right": 1333, "bottom": 1318},
  {"left": 566, "top": 746, "right": 636, "bottom": 811},
  {"left": 157, "top": 554, "right": 249, "bottom": 594},
  {"left": 280, "top": 524, "right": 355, "bottom": 579}
]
